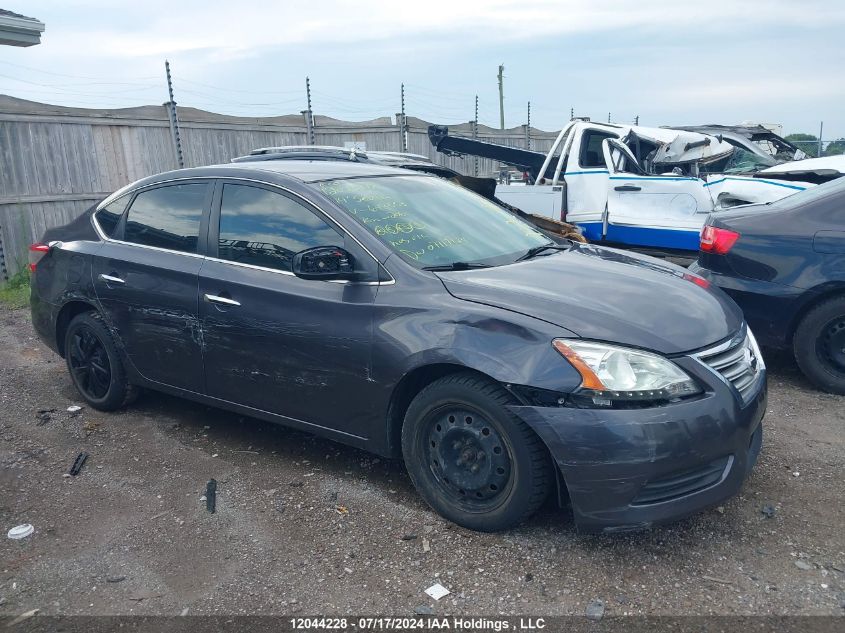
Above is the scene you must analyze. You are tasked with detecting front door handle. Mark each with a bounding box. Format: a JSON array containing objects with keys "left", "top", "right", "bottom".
[
  {"left": 614, "top": 185, "right": 642, "bottom": 192},
  {"left": 98, "top": 273, "right": 125, "bottom": 285},
  {"left": 204, "top": 293, "right": 241, "bottom": 307}
]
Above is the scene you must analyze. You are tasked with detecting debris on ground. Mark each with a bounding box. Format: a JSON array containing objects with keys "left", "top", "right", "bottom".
[
  {"left": 400, "top": 534, "right": 417, "bottom": 541},
  {"left": 795, "top": 560, "right": 814, "bottom": 571},
  {"left": 422, "top": 538, "right": 431, "bottom": 553},
  {"left": 206, "top": 479, "right": 217, "bottom": 513},
  {"left": 424, "top": 583, "right": 450, "bottom": 601},
  {"left": 106, "top": 575, "right": 126, "bottom": 583},
  {"left": 6, "top": 609, "right": 39, "bottom": 626},
  {"left": 67, "top": 405, "right": 82, "bottom": 415},
  {"left": 35, "top": 408, "right": 55, "bottom": 425},
  {"left": 335, "top": 505, "right": 349, "bottom": 516},
  {"left": 68, "top": 452, "right": 89, "bottom": 476},
  {"left": 761, "top": 504, "right": 777, "bottom": 518},
  {"left": 7, "top": 524, "right": 34, "bottom": 540},
  {"left": 585, "top": 599, "right": 605, "bottom": 621}
]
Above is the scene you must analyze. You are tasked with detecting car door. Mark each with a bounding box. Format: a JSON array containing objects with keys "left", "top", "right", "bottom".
[
  {"left": 199, "top": 180, "right": 380, "bottom": 436},
  {"left": 92, "top": 180, "right": 212, "bottom": 393},
  {"left": 559, "top": 126, "right": 618, "bottom": 241},
  {"left": 601, "top": 138, "right": 714, "bottom": 250}
]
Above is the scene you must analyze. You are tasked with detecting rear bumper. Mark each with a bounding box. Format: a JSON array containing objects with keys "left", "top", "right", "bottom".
[{"left": 511, "top": 362, "right": 766, "bottom": 533}]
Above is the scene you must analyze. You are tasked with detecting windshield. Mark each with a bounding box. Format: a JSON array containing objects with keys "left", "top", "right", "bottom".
[{"left": 318, "top": 175, "right": 550, "bottom": 268}]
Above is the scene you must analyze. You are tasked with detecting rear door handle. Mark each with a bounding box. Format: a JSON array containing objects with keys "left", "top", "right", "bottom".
[
  {"left": 204, "top": 294, "right": 241, "bottom": 307},
  {"left": 98, "top": 273, "right": 125, "bottom": 285},
  {"left": 614, "top": 185, "right": 642, "bottom": 192}
]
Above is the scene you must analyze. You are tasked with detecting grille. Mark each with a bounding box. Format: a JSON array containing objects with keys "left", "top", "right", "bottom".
[
  {"left": 697, "top": 330, "right": 762, "bottom": 403},
  {"left": 632, "top": 456, "right": 732, "bottom": 505}
]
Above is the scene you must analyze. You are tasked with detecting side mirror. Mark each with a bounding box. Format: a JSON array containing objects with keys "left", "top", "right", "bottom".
[{"left": 292, "top": 246, "right": 358, "bottom": 281}]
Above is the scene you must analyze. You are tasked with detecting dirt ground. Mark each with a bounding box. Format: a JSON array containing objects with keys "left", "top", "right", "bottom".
[{"left": 0, "top": 305, "right": 843, "bottom": 618}]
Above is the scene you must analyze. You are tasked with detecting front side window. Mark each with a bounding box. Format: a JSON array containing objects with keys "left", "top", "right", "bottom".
[
  {"left": 217, "top": 184, "right": 342, "bottom": 272},
  {"left": 95, "top": 195, "right": 130, "bottom": 237},
  {"left": 318, "top": 175, "right": 549, "bottom": 268},
  {"left": 123, "top": 183, "right": 208, "bottom": 253},
  {"left": 580, "top": 130, "right": 617, "bottom": 168}
]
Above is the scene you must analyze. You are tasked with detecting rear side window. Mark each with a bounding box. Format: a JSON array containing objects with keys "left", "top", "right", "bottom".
[
  {"left": 217, "top": 184, "right": 342, "bottom": 272},
  {"left": 95, "top": 196, "right": 130, "bottom": 237},
  {"left": 124, "top": 183, "right": 208, "bottom": 253}
]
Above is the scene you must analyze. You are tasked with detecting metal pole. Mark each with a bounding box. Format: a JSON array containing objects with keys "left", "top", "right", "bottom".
[
  {"left": 165, "top": 60, "right": 184, "bottom": 168},
  {"left": 635, "top": 115, "right": 639, "bottom": 126},
  {"left": 497, "top": 64, "right": 505, "bottom": 130},
  {"left": 473, "top": 95, "right": 479, "bottom": 177},
  {"left": 525, "top": 101, "right": 531, "bottom": 150},
  {"left": 305, "top": 76, "right": 315, "bottom": 145},
  {"left": 608, "top": 112, "right": 611, "bottom": 123},
  {"left": 400, "top": 83, "right": 407, "bottom": 152},
  {"left": 818, "top": 121, "right": 824, "bottom": 156},
  {"left": 570, "top": 107, "right": 574, "bottom": 120}
]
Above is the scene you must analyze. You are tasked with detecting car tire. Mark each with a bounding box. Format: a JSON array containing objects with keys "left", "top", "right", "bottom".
[
  {"left": 793, "top": 296, "right": 845, "bottom": 395},
  {"left": 401, "top": 372, "right": 552, "bottom": 531},
  {"left": 64, "top": 312, "right": 138, "bottom": 411}
]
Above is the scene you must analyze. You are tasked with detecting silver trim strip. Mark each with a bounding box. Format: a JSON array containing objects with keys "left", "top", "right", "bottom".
[{"left": 91, "top": 176, "right": 396, "bottom": 286}]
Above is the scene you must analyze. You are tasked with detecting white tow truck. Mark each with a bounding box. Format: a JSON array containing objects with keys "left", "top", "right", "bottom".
[{"left": 429, "top": 120, "right": 822, "bottom": 253}]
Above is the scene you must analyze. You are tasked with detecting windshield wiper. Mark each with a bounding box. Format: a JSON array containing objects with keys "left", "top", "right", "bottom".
[
  {"left": 515, "top": 243, "right": 571, "bottom": 262},
  {"left": 422, "top": 262, "right": 492, "bottom": 271}
]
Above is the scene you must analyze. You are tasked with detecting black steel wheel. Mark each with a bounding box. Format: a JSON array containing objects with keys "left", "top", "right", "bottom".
[
  {"left": 64, "top": 312, "right": 137, "bottom": 410},
  {"left": 794, "top": 296, "right": 845, "bottom": 395},
  {"left": 402, "top": 372, "right": 552, "bottom": 531},
  {"left": 425, "top": 406, "right": 513, "bottom": 510}
]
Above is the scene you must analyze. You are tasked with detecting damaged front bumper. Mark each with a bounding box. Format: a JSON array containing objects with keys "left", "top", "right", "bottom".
[{"left": 510, "top": 360, "right": 766, "bottom": 533}]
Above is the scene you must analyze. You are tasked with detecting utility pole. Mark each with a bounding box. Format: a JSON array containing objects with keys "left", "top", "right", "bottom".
[
  {"left": 497, "top": 64, "right": 505, "bottom": 130},
  {"left": 635, "top": 115, "right": 639, "bottom": 126},
  {"left": 525, "top": 101, "right": 531, "bottom": 150},
  {"left": 400, "top": 83, "right": 407, "bottom": 152},
  {"left": 818, "top": 121, "right": 824, "bottom": 157},
  {"left": 303, "top": 77, "right": 315, "bottom": 146},
  {"left": 608, "top": 112, "right": 611, "bottom": 123},
  {"left": 164, "top": 60, "right": 184, "bottom": 168},
  {"left": 473, "top": 94, "right": 479, "bottom": 177}
]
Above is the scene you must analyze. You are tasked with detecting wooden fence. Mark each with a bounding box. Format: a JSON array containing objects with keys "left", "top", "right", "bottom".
[{"left": 0, "top": 94, "right": 559, "bottom": 279}]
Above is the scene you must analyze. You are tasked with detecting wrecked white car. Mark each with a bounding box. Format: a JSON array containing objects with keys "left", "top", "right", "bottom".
[{"left": 429, "top": 121, "right": 824, "bottom": 253}]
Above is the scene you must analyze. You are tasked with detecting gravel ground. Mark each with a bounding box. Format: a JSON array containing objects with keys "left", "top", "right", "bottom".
[{"left": 0, "top": 305, "right": 843, "bottom": 617}]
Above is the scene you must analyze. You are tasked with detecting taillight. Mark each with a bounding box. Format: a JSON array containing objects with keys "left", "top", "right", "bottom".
[
  {"left": 700, "top": 226, "right": 739, "bottom": 255},
  {"left": 28, "top": 243, "right": 50, "bottom": 272}
]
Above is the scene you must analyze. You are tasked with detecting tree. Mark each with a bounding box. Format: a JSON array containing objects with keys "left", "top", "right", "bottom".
[
  {"left": 784, "top": 133, "right": 819, "bottom": 158},
  {"left": 823, "top": 138, "right": 845, "bottom": 156}
]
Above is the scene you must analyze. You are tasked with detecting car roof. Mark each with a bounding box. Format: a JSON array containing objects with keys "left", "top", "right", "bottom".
[
  {"left": 229, "top": 159, "right": 416, "bottom": 182},
  {"left": 98, "top": 160, "right": 428, "bottom": 208}
]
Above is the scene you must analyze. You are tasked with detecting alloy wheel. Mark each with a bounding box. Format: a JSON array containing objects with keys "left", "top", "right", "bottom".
[{"left": 68, "top": 326, "right": 112, "bottom": 399}]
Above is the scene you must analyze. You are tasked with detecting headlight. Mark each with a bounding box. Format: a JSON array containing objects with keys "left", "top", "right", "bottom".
[{"left": 553, "top": 339, "right": 702, "bottom": 407}]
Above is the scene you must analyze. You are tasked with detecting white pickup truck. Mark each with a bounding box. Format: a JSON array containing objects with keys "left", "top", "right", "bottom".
[{"left": 429, "top": 121, "right": 825, "bottom": 253}]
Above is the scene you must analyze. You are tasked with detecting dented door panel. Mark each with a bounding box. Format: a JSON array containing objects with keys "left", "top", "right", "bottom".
[{"left": 92, "top": 242, "right": 204, "bottom": 392}]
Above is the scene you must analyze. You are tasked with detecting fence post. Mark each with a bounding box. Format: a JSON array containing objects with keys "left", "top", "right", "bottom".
[
  {"left": 525, "top": 101, "right": 531, "bottom": 150},
  {"left": 0, "top": 223, "right": 7, "bottom": 283},
  {"left": 400, "top": 83, "right": 407, "bottom": 152},
  {"left": 473, "top": 95, "right": 479, "bottom": 177},
  {"left": 305, "top": 77, "right": 315, "bottom": 145},
  {"left": 164, "top": 60, "right": 184, "bottom": 168}
]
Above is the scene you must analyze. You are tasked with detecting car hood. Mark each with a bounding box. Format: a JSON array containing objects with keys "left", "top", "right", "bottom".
[{"left": 437, "top": 244, "right": 743, "bottom": 355}]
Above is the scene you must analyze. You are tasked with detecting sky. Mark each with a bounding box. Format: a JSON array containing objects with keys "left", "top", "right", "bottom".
[{"left": 3, "top": 0, "right": 844, "bottom": 139}]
